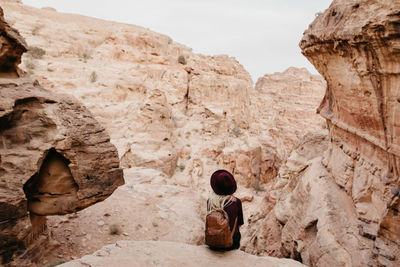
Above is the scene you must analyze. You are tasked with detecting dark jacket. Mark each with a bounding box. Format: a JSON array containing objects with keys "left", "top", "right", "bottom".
[{"left": 223, "top": 197, "right": 244, "bottom": 249}]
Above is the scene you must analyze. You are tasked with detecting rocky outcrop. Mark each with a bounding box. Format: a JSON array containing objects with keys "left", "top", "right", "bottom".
[
  {"left": 119, "top": 89, "right": 178, "bottom": 176},
  {"left": 0, "top": 8, "right": 124, "bottom": 266},
  {"left": 1, "top": 0, "right": 270, "bottom": 192},
  {"left": 300, "top": 1, "right": 400, "bottom": 266},
  {"left": 0, "top": 5, "right": 26, "bottom": 76},
  {"left": 246, "top": 1, "right": 400, "bottom": 266},
  {"left": 244, "top": 67, "right": 326, "bottom": 185},
  {"left": 59, "top": 240, "right": 305, "bottom": 267},
  {"left": 252, "top": 68, "right": 326, "bottom": 161},
  {"left": 0, "top": 1, "right": 329, "bottom": 196},
  {"left": 1, "top": 0, "right": 254, "bottom": 182},
  {"left": 243, "top": 132, "right": 330, "bottom": 259}
]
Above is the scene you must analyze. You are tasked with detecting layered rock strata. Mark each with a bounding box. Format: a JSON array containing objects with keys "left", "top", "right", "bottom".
[
  {"left": 301, "top": 1, "right": 400, "bottom": 266},
  {"left": 246, "top": 1, "right": 400, "bottom": 266},
  {"left": 0, "top": 8, "right": 124, "bottom": 266}
]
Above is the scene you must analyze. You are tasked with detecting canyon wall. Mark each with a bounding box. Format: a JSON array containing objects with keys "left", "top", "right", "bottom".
[
  {"left": 246, "top": 1, "right": 400, "bottom": 266},
  {"left": 252, "top": 67, "right": 326, "bottom": 162},
  {"left": 0, "top": 8, "right": 124, "bottom": 266},
  {"left": 1, "top": 0, "right": 253, "bottom": 182},
  {"left": 301, "top": 0, "right": 400, "bottom": 265},
  {"left": 0, "top": 1, "right": 326, "bottom": 191},
  {"left": 0, "top": 1, "right": 334, "bottom": 264}
]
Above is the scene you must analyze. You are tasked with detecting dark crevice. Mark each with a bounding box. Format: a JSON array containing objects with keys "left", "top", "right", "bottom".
[
  {"left": 14, "top": 97, "right": 40, "bottom": 107},
  {"left": 184, "top": 68, "right": 192, "bottom": 112},
  {"left": 305, "top": 219, "right": 318, "bottom": 232}
]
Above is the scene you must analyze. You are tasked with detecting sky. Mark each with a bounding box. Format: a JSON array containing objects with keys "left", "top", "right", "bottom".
[{"left": 23, "top": 0, "right": 332, "bottom": 82}]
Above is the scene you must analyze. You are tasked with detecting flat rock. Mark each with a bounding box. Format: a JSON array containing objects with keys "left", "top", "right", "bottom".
[{"left": 60, "top": 240, "right": 305, "bottom": 267}]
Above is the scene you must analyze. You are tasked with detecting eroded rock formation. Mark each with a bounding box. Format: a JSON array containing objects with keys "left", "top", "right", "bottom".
[
  {"left": 252, "top": 68, "right": 326, "bottom": 161},
  {"left": 0, "top": 5, "right": 26, "bottom": 76},
  {"left": 301, "top": 1, "right": 400, "bottom": 266},
  {"left": 248, "top": 67, "right": 326, "bottom": 184},
  {"left": 0, "top": 1, "right": 328, "bottom": 195},
  {"left": 0, "top": 8, "right": 124, "bottom": 266},
  {"left": 246, "top": 1, "right": 400, "bottom": 266}
]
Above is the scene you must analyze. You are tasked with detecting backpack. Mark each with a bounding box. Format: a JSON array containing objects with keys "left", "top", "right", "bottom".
[{"left": 205, "top": 209, "right": 238, "bottom": 248}]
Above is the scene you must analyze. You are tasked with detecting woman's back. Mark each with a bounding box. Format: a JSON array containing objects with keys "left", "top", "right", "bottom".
[{"left": 206, "top": 170, "right": 244, "bottom": 250}]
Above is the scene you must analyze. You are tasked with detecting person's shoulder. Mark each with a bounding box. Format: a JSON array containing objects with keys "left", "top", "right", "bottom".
[{"left": 231, "top": 196, "right": 242, "bottom": 204}]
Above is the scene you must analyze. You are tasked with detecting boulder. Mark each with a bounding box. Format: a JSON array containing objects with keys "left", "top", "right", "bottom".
[{"left": 0, "top": 7, "right": 124, "bottom": 265}]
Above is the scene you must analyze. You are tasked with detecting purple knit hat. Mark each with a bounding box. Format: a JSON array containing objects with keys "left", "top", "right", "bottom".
[{"left": 210, "top": 170, "right": 237, "bottom": 195}]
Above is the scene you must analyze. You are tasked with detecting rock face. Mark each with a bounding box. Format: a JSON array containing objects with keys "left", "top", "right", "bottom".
[
  {"left": 0, "top": 8, "right": 124, "bottom": 266},
  {"left": 301, "top": 1, "right": 400, "bottom": 266},
  {"left": 249, "top": 67, "right": 326, "bottom": 185},
  {"left": 0, "top": 1, "right": 326, "bottom": 192},
  {"left": 243, "top": 132, "right": 330, "bottom": 259},
  {"left": 59, "top": 240, "right": 305, "bottom": 267},
  {"left": 0, "top": 1, "right": 332, "bottom": 264},
  {"left": 2, "top": 0, "right": 254, "bottom": 182},
  {"left": 246, "top": 1, "right": 400, "bottom": 266},
  {"left": 0, "top": 6, "right": 26, "bottom": 76},
  {"left": 253, "top": 68, "right": 326, "bottom": 161}
]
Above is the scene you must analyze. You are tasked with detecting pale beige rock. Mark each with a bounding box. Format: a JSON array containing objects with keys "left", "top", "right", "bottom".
[
  {"left": 243, "top": 132, "right": 330, "bottom": 260},
  {"left": 119, "top": 89, "right": 178, "bottom": 176},
  {"left": 0, "top": 1, "right": 340, "bottom": 266},
  {"left": 0, "top": 0, "right": 260, "bottom": 182},
  {"left": 251, "top": 67, "right": 326, "bottom": 161},
  {"left": 60, "top": 240, "right": 305, "bottom": 267},
  {"left": 0, "top": 1, "right": 328, "bottom": 201},
  {"left": 42, "top": 167, "right": 205, "bottom": 262}
]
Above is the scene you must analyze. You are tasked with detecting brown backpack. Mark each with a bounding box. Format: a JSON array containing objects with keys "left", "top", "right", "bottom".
[{"left": 205, "top": 209, "right": 237, "bottom": 248}]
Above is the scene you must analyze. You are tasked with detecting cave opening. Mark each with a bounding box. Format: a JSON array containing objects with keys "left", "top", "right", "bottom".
[
  {"left": 23, "top": 148, "right": 79, "bottom": 216},
  {"left": 22, "top": 148, "right": 79, "bottom": 246}
]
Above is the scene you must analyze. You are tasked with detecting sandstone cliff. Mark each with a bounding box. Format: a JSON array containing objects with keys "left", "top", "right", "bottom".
[
  {"left": 0, "top": 1, "right": 331, "bottom": 265},
  {"left": 250, "top": 67, "right": 326, "bottom": 183},
  {"left": 0, "top": 7, "right": 124, "bottom": 266},
  {"left": 301, "top": 1, "right": 400, "bottom": 266},
  {"left": 0, "top": 1, "right": 326, "bottom": 192},
  {"left": 246, "top": 1, "right": 400, "bottom": 266},
  {"left": 253, "top": 68, "right": 326, "bottom": 159},
  {"left": 1, "top": 0, "right": 253, "bottom": 182}
]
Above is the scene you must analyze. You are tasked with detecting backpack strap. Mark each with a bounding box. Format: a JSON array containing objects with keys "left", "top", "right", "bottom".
[{"left": 230, "top": 217, "right": 238, "bottom": 240}]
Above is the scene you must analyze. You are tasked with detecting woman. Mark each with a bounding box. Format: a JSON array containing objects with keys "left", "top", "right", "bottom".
[{"left": 207, "top": 170, "right": 244, "bottom": 250}]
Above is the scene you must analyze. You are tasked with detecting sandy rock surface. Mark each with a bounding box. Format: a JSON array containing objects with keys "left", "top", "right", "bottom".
[
  {"left": 40, "top": 166, "right": 266, "bottom": 266},
  {"left": 59, "top": 240, "right": 305, "bottom": 267}
]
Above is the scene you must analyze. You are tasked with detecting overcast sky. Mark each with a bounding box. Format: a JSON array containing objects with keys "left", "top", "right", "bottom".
[{"left": 23, "top": 0, "right": 332, "bottom": 81}]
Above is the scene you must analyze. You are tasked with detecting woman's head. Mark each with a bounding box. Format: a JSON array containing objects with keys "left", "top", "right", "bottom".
[{"left": 210, "top": 170, "right": 237, "bottom": 195}]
